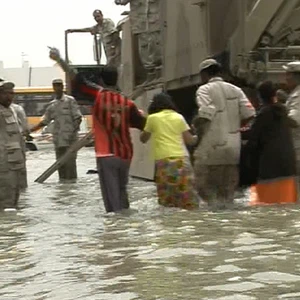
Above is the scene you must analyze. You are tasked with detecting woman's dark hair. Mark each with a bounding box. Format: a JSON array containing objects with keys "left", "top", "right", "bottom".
[
  {"left": 101, "top": 66, "right": 118, "bottom": 86},
  {"left": 257, "top": 81, "right": 276, "bottom": 104},
  {"left": 148, "top": 92, "right": 178, "bottom": 115}
]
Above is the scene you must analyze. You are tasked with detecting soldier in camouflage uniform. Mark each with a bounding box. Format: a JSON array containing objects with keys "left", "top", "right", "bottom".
[
  {"left": 115, "top": 0, "right": 162, "bottom": 83},
  {"left": 0, "top": 81, "right": 26, "bottom": 210},
  {"left": 11, "top": 102, "right": 29, "bottom": 190},
  {"left": 30, "top": 79, "right": 82, "bottom": 181},
  {"left": 0, "top": 77, "right": 28, "bottom": 191},
  {"left": 66, "top": 10, "right": 121, "bottom": 68}
]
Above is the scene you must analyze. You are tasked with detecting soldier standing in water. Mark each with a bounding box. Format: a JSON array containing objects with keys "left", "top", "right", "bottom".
[
  {"left": 0, "top": 77, "right": 28, "bottom": 191},
  {"left": 0, "top": 81, "right": 26, "bottom": 210},
  {"left": 30, "top": 79, "right": 82, "bottom": 181},
  {"left": 10, "top": 102, "right": 29, "bottom": 190},
  {"left": 115, "top": 0, "right": 162, "bottom": 83}
]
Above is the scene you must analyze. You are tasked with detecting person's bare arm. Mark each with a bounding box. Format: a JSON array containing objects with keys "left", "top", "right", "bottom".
[
  {"left": 238, "top": 88, "right": 256, "bottom": 127},
  {"left": 115, "top": 0, "right": 131, "bottom": 5},
  {"left": 49, "top": 47, "right": 104, "bottom": 98},
  {"left": 30, "top": 104, "right": 53, "bottom": 133},
  {"left": 193, "top": 86, "right": 216, "bottom": 141},
  {"left": 49, "top": 47, "right": 77, "bottom": 80},
  {"left": 241, "top": 115, "right": 254, "bottom": 128},
  {"left": 182, "top": 130, "right": 198, "bottom": 146},
  {"left": 66, "top": 27, "right": 93, "bottom": 34},
  {"left": 140, "top": 131, "right": 151, "bottom": 143},
  {"left": 30, "top": 122, "right": 46, "bottom": 133},
  {"left": 140, "top": 114, "right": 153, "bottom": 143},
  {"left": 192, "top": 116, "right": 210, "bottom": 143}
]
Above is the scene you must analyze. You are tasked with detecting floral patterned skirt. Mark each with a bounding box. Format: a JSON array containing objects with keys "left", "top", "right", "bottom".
[{"left": 155, "top": 156, "right": 199, "bottom": 210}]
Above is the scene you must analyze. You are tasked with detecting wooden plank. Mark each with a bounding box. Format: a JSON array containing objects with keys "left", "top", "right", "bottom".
[
  {"left": 34, "top": 131, "right": 93, "bottom": 183},
  {"left": 34, "top": 87, "right": 142, "bottom": 184}
]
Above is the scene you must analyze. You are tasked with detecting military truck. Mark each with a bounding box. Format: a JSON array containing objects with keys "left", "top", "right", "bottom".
[{"left": 116, "top": 0, "right": 300, "bottom": 180}]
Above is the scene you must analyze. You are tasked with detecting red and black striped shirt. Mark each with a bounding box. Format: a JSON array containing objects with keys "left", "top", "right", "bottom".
[{"left": 76, "top": 75, "right": 145, "bottom": 159}]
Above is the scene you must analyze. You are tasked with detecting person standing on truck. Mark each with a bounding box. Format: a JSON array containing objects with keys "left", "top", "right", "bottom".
[
  {"left": 66, "top": 10, "right": 121, "bottom": 68},
  {"left": 283, "top": 61, "right": 300, "bottom": 187},
  {"left": 30, "top": 79, "right": 82, "bottom": 181},
  {"left": 115, "top": 0, "right": 162, "bottom": 84},
  {"left": 193, "top": 59, "right": 255, "bottom": 208},
  {"left": 0, "top": 81, "right": 26, "bottom": 210},
  {"left": 47, "top": 47, "right": 146, "bottom": 213}
]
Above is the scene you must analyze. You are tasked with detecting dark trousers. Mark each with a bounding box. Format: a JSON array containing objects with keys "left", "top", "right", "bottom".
[
  {"left": 55, "top": 147, "right": 77, "bottom": 180},
  {"left": 96, "top": 156, "right": 130, "bottom": 213}
]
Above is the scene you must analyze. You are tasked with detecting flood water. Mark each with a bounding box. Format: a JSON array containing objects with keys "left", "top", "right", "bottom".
[{"left": 1, "top": 148, "right": 300, "bottom": 300}]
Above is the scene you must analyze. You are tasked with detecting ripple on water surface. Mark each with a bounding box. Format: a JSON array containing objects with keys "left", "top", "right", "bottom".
[{"left": 1, "top": 149, "right": 300, "bottom": 299}]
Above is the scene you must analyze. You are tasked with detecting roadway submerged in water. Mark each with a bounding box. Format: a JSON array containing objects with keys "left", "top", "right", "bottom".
[{"left": 1, "top": 148, "right": 300, "bottom": 299}]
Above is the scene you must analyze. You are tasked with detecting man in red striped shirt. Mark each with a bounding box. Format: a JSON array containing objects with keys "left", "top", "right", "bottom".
[{"left": 49, "top": 48, "right": 146, "bottom": 213}]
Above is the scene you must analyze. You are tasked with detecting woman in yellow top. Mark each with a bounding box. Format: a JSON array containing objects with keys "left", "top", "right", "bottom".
[{"left": 140, "top": 93, "right": 199, "bottom": 210}]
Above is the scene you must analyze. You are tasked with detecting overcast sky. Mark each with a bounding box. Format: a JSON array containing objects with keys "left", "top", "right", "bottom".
[{"left": 0, "top": 0, "right": 128, "bottom": 67}]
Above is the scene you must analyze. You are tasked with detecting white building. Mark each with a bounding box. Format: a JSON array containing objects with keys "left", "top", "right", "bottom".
[{"left": 0, "top": 61, "right": 65, "bottom": 87}]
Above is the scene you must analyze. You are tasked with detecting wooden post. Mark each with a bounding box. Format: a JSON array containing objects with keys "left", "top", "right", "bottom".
[{"left": 34, "top": 131, "right": 93, "bottom": 184}]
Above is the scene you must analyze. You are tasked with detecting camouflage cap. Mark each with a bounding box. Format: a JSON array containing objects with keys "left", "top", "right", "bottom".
[
  {"left": 93, "top": 9, "right": 103, "bottom": 15},
  {"left": 0, "top": 80, "right": 15, "bottom": 89},
  {"left": 52, "top": 78, "right": 64, "bottom": 85},
  {"left": 199, "top": 58, "right": 220, "bottom": 72},
  {"left": 282, "top": 61, "right": 300, "bottom": 73}
]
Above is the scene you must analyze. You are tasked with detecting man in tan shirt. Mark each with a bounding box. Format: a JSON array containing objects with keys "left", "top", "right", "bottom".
[
  {"left": 66, "top": 10, "right": 121, "bottom": 68},
  {"left": 0, "top": 81, "right": 26, "bottom": 209},
  {"left": 30, "top": 79, "right": 82, "bottom": 181}
]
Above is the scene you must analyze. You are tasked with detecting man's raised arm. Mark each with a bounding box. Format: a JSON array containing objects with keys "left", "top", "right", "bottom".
[
  {"left": 49, "top": 47, "right": 77, "bottom": 81},
  {"left": 48, "top": 47, "right": 103, "bottom": 101},
  {"left": 66, "top": 27, "right": 93, "bottom": 34},
  {"left": 115, "top": 0, "right": 131, "bottom": 5}
]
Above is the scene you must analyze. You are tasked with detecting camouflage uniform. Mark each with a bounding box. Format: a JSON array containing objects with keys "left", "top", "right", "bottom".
[
  {"left": 116, "top": 0, "right": 162, "bottom": 81},
  {"left": 42, "top": 94, "right": 82, "bottom": 180},
  {"left": 94, "top": 18, "right": 121, "bottom": 68},
  {"left": 0, "top": 104, "right": 26, "bottom": 210},
  {"left": 11, "top": 103, "right": 29, "bottom": 190}
]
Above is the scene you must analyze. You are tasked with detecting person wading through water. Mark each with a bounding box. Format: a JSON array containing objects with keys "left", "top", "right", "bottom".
[
  {"left": 244, "top": 81, "right": 297, "bottom": 205},
  {"left": 30, "top": 79, "right": 82, "bottom": 181},
  {"left": 48, "top": 47, "right": 146, "bottom": 213},
  {"left": 0, "top": 81, "right": 26, "bottom": 210},
  {"left": 140, "top": 93, "right": 200, "bottom": 210},
  {"left": 0, "top": 77, "right": 29, "bottom": 191},
  {"left": 193, "top": 58, "right": 255, "bottom": 208}
]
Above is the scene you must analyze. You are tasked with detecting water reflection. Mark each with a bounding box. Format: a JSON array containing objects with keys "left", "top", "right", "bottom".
[{"left": 1, "top": 149, "right": 300, "bottom": 299}]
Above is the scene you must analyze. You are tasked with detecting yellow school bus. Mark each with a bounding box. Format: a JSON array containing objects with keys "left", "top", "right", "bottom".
[{"left": 14, "top": 86, "right": 93, "bottom": 128}]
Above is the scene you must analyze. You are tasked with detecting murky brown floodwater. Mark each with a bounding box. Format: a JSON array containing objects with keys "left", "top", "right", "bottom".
[{"left": 1, "top": 148, "right": 300, "bottom": 300}]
